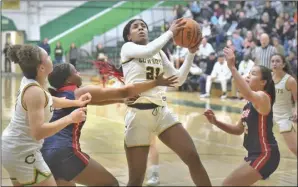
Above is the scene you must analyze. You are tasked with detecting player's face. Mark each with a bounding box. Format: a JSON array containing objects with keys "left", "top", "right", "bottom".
[
  {"left": 271, "top": 55, "right": 284, "bottom": 72},
  {"left": 245, "top": 66, "right": 266, "bottom": 91},
  {"left": 128, "top": 20, "right": 148, "bottom": 45},
  {"left": 38, "top": 48, "right": 53, "bottom": 76},
  {"left": 67, "top": 64, "right": 82, "bottom": 87}
]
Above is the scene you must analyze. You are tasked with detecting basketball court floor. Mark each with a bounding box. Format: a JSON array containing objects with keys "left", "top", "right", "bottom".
[{"left": 1, "top": 75, "right": 297, "bottom": 186}]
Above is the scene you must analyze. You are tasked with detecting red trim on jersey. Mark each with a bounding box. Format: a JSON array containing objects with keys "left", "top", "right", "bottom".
[
  {"left": 57, "top": 85, "right": 78, "bottom": 92},
  {"left": 72, "top": 123, "right": 89, "bottom": 165},
  {"left": 252, "top": 115, "right": 271, "bottom": 170}
]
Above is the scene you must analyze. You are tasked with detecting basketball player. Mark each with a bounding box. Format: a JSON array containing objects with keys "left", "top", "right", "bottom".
[
  {"left": 41, "top": 63, "right": 177, "bottom": 186},
  {"left": 271, "top": 54, "right": 297, "bottom": 156},
  {"left": 120, "top": 18, "right": 211, "bottom": 186},
  {"left": 1, "top": 44, "right": 90, "bottom": 186},
  {"left": 204, "top": 47, "right": 280, "bottom": 186}
]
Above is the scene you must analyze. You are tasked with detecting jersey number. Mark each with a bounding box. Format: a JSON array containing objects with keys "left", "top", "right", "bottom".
[{"left": 146, "top": 67, "right": 160, "bottom": 80}]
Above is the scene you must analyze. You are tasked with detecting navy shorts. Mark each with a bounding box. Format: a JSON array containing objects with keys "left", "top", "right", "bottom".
[
  {"left": 41, "top": 147, "right": 90, "bottom": 181},
  {"left": 244, "top": 150, "right": 280, "bottom": 179}
]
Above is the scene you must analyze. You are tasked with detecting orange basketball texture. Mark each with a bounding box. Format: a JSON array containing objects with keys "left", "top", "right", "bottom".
[{"left": 173, "top": 18, "right": 202, "bottom": 48}]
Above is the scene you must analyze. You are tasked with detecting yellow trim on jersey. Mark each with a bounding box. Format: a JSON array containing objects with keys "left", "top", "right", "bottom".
[
  {"left": 21, "top": 83, "right": 49, "bottom": 111},
  {"left": 22, "top": 168, "right": 52, "bottom": 186},
  {"left": 121, "top": 58, "right": 134, "bottom": 64}
]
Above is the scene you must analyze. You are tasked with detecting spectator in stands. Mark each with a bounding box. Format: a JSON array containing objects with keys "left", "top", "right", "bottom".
[
  {"left": 272, "top": 37, "right": 285, "bottom": 56},
  {"left": 244, "top": 3, "right": 258, "bottom": 20},
  {"left": 260, "top": 12, "right": 273, "bottom": 35},
  {"left": 286, "top": 49, "right": 297, "bottom": 78},
  {"left": 201, "top": 52, "right": 232, "bottom": 99},
  {"left": 54, "top": 42, "right": 63, "bottom": 64},
  {"left": 3, "top": 41, "right": 11, "bottom": 72},
  {"left": 273, "top": 17, "right": 284, "bottom": 36},
  {"left": 96, "top": 43, "right": 108, "bottom": 61},
  {"left": 199, "top": 52, "right": 217, "bottom": 96},
  {"left": 232, "top": 30, "right": 244, "bottom": 61},
  {"left": 38, "top": 38, "right": 51, "bottom": 55},
  {"left": 201, "top": 20, "right": 212, "bottom": 38},
  {"left": 243, "top": 31, "right": 254, "bottom": 50},
  {"left": 230, "top": 54, "right": 255, "bottom": 99},
  {"left": 182, "top": 4, "right": 193, "bottom": 19},
  {"left": 281, "top": 21, "right": 296, "bottom": 55},
  {"left": 190, "top": 1, "right": 200, "bottom": 20},
  {"left": 263, "top": 1, "right": 278, "bottom": 23},
  {"left": 197, "top": 37, "right": 215, "bottom": 60},
  {"left": 255, "top": 33, "right": 276, "bottom": 68},
  {"left": 173, "top": 45, "right": 188, "bottom": 68},
  {"left": 69, "top": 42, "right": 79, "bottom": 68},
  {"left": 271, "top": 1, "right": 283, "bottom": 15}
]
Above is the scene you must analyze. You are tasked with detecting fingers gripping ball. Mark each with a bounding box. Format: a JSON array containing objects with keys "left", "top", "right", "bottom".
[{"left": 173, "top": 18, "right": 202, "bottom": 48}]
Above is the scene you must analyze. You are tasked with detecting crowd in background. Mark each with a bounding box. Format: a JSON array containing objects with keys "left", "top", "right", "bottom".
[{"left": 161, "top": 0, "right": 297, "bottom": 99}]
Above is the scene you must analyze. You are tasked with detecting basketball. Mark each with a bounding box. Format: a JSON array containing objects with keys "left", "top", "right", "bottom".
[{"left": 173, "top": 18, "right": 202, "bottom": 48}]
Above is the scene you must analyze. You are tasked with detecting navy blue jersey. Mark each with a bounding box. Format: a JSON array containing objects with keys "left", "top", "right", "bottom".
[
  {"left": 241, "top": 101, "right": 278, "bottom": 155},
  {"left": 42, "top": 85, "right": 85, "bottom": 151}
]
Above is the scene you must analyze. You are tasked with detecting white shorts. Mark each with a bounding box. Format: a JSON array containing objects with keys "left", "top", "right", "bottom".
[
  {"left": 274, "top": 115, "right": 295, "bottom": 133},
  {"left": 2, "top": 148, "right": 52, "bottom": 185},
  {"left": 124, "top": 106, "right": 180, "bottom": 147}
]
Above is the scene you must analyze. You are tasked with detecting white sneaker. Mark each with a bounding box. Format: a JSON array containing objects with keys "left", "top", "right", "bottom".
[
  {"left": 220, "top": 94, "right": 227, "bottom": 99},
  {"left": 146, "top": 172, "right": 160, "bottom": 186},
  {"left": 200, "top": 94, "right": 210, "bottom": 98}
]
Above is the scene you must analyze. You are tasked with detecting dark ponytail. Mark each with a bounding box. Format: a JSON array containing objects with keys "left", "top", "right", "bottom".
[
  {"left": 259, "top": 65, "right": 275, "bottom": 106},
  {"left": 48, "top": 63, "right": 72, "bottom": 96}
]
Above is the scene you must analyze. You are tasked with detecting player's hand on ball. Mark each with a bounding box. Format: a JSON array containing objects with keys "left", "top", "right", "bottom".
[
  {"left": 70, "top": 107, "right": 87, "bottom": 124},
  {"left": 169, "top": 18, "right": 187, "bottom": 36},
  {"left": 204, "top": 109, "right": 217, "bottom": 124},
  {"left": 155, "top": 73, "right": 178, "bottom": 87},
  {"left": 223, "top": 47, "right": 236, "bottom": 69}
]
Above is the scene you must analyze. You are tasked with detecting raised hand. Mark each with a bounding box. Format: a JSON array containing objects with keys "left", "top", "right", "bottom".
[
  {"left": 223, "top": 47, "right": 236, "bottom": 69},
  {"left": 169, "top": 18, "right": 187, "bottom": 36},
  {"left": 69, "top": 107, "right": 87, "bottom": 124},
  {"left": 203, "top": 109, "right": 217, "bottom": 124},
  {"left": 155, "top": 72, "right": 178, "bottom": 87}
]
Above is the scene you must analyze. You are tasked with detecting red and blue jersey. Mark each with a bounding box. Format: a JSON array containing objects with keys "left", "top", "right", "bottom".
[
  {"left": 42, "top": 85, "right": 88, "bottom": 164},
  {"left": 241, "top": 100, "right": 278, "bottom": 156}
]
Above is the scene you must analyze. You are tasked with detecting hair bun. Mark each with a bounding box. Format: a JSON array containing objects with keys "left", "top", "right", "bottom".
[{"left": 7, "top": 44, "right": 22, "bottom": 64}]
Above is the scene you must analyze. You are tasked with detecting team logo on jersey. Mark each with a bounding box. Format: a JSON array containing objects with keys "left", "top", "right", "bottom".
[
  {"left": 25, "top": 154, "right": 36, "bottom": 164},
  {"left": 242, "top": 109, "right": 250, "bottom": 119},
  {"left": 276, "top": 89, "right": 284, "bottom": 94}
]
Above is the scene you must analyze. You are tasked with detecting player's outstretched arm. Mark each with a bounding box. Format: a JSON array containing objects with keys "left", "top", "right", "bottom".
[
  {"left": 75, "top": 73, "right": 177, "bottom": 104},
  {"left": 204, "top": 109, "right": 244, "bottom": 135}
]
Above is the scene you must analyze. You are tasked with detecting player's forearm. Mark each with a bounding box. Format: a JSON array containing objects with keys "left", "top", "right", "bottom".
[
  {"left": 214, "top": 120, "right": 243, "bottom": 135},
  {"left": 125, "top": 31, "right": 173, "bottom": 58},
  {"left": 230, "top": 67, "right": 253, "bottom": 100},
  {"left": 125, "top": 80, "right": 157, "bottom": 97},
  {"left": 32, "top": 115, "right": 72, "bottom": 141},
  {"left": 52, "top": 96, "right": 78, "bottom": 109},
  {"left": 176, "top": 52, "right": 195, "bottom": 86}
]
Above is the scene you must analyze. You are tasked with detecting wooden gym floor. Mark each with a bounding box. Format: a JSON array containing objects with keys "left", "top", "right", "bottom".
[{"left": 1, "top": 75, "right": 297, "bottom": 186}]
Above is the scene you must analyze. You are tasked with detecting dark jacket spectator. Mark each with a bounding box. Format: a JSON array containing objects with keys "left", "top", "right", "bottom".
[{"left": 38, "top": 38, "right": 51, "bottom": 55}]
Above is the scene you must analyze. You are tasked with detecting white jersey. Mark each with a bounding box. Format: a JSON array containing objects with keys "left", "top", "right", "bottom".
[
  {"left": 120, "top": 31, "right": 195, "bottom": 106},
  {"left": 273, "top": 74, "right": 292, "bottom": 118},
  {"left": 122, "top": 52, "right": 167, "bottom": 106},
  {"left": 2, "top": 77, "right": 53, "bottom": 153}
]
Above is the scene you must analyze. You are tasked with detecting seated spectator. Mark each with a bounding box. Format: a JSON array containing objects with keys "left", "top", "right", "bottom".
[
  {"left": 286, "top": 49, "right": 297, "bottom": 78},
  {"left": 201, "top": 20, "right": 212, "bottom": 37},
  {"left": 173, "top": 45, "right": 188, "bottom": 68},
  {"left": 230, "top": 54, "right": 255, "bottom": 99},
  {"left": 263, "top": 1, "right": 278, "bottom": 23},
  {"left": 197, "top": 37, "right": 215, "bottom": 60},
  {"left": 54, "top": 42, "right": 63, "bottom": 64},
  {"left": 260, "top": 12, "right": 273, "bottom": 35},
  {"left": 232, "top": 30, "right": 244, "bottom": 60},
  {"left": 272, "top": 36, "right": 285, "bottom": 56},
  {"left": 201, "top": 52, "right": 232, "bottom": 99},
  {"left": 199, "top": 52, "right": 217, "bottom": 95}
]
